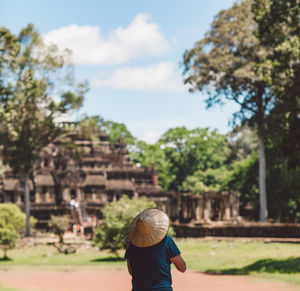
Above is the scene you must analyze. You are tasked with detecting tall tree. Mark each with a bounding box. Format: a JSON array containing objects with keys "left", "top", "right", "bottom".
[
  {"left": 183, "top": 0, "right": 273, "bottom": 221},
  {"left": 0, "top": 24, "right": 87, "bottom": 236},
  {"left": 253, "top": 0, "right": 300, "bottom": 168},
  {"left": 130, "top": 140, "right": 174, "bottom": 190}
]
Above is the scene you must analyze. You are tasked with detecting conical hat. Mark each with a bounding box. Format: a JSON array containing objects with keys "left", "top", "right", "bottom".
[{"left": 128, "top": 208, "right": 169, "bottom": 248}]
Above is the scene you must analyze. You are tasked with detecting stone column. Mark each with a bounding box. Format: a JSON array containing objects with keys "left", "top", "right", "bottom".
[
  {"left": 221, "top": 191, "right": 231, "bottom": 221},
  {"left": 16, "top": 191, "right": 21, "bottom": 204},
  {"left": 63, "top": 187, "right": 70, "bottom": 202},
  {"left": 203, "top": 192, "right": 211, "bottom": 222},
  {"left": 231, "top": 191, "right": 239, "bottom": 219},
  {"left": 35, "top": 188, "right": 41, "bottom": 203},
  {"left": 180, "top": 197, "right": 188, "bottom": 220},
  {"left": 195, "top": 195, "right": 203, "bottom": 222}
]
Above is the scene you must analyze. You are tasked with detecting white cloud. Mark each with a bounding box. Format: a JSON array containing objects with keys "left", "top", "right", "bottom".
[
  {"left": 91, "top": 62, "right": 186, "bottom": 92},
  {"left": 140, "top": 130, "right": 161, "bottom": 144},
  {"left": 43, "top": 14, "right": 171, "bottom": 65}
]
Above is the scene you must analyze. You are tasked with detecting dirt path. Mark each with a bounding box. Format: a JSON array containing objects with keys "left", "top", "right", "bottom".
[{"left": 0, "top": 269, "right": 296, "bottom": 291}]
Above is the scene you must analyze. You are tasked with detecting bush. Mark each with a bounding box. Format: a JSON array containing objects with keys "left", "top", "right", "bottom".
[
  {"left": 0, "top": 204, "right": 33, "bottom": 259},
  {"left": 94, "top": 195, "right": 156, "bottom": 254},
  {"left": 48, "top": 215, "right": 70, "bottom": 243},
  {"left": 0, "top": 221, "right": 18, "bottom": 259}
]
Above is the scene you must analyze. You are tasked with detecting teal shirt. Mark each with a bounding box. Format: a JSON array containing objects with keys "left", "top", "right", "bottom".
[{"left": 125, "top": 235, "right": 181, "bottom": 291}]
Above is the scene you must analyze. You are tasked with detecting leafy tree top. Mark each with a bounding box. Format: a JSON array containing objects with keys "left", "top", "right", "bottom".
[
  {"left": 183, "top": 0, "right": 272, "bottom": 125},
  {"left": 0, "top": 24, "right": 87, "bottom": 175}
]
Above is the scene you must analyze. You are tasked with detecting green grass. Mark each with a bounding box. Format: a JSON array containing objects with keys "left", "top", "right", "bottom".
[
  {"left": 0, "top": 286, "right": 27, "bottom": 291},
  {"left": 1, "top": 238, "right": 300, "bottom": 286},
  {"left": 0, "top": 244, "right": 126, "bottom": 268},
  {"left": 176, "top": 238, "right": 300, "bottom": 286}
]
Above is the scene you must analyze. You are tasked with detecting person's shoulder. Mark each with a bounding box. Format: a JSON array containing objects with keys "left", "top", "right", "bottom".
[
  {"left": 165, "top": 235, "right": 173, "bottom": 241},
  {"left": 165, "top": 235, "right": 176, "bottom": 244}
]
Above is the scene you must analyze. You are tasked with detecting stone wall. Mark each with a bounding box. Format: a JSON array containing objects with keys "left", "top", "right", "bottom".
[{"left": 174, "top": 222, "right": 300, "bottom": 238}]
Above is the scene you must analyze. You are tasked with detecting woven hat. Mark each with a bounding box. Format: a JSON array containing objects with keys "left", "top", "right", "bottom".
[{"left": 128, "top": 208, "right": 169, "bottom": 248}]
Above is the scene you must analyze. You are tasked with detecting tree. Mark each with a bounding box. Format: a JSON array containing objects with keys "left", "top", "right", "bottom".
[
  {"left": 78, "top": 115, "right": 136, "bottom": 147},
  {"left": 94, "top": 196, "right": 156, "bottom": 255},
  {"left": 130, "top": 141, "right": 174, "bottom": 190},
  {"left": 159, "top": 127, "right": 229, "bottom": 192},
  {"left": 48, "top": 215, "right": 70, "bottom": 243},
  {"left": 0, "top": 203, "right": 36, "bottom": 232},
  {"left": 183, "top": 0, "right": 273, "bottom": 221},
  {"left": 0, "top": 223, "right": 18, "bottom": 260},
  {"left": 226, "top": 125, "right": 257, "bottom": 163},
  {"left": 100, "top": 119, "right": 136, "bottom": 148},
  {"left": 0, "top": 24, "right": 87, "bottom": 236},
  {"left": 253, "top": 0, "right": 300, "bottom": 169},
  {"left": 0, "top": 204, "right": 35, "bottom": 259}
]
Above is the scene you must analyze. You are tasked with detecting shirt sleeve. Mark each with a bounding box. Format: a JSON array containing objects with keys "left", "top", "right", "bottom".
[
  {"left": 125, "top": 245, "right": 131, "bottom": 259},
  {"left": 166, "top": 236, "right": 181, "bottom": 259}
]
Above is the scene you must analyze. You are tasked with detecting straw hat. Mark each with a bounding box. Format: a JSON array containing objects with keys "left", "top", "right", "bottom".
[{"left": 128, "top": 208, "right": 169, "bottom": 248}]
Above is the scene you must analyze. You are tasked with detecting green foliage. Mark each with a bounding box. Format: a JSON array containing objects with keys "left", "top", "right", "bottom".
[
  {"left": 0, "top": 204, "right": 27, "bottom": 232},
  {"left": 183, "top": 0, "right": 270, "bottom": 124},
  {"left": 99, "top": 118, "right": 135, "bottom": 147},
  {"left": 78, "top": 115, "right": 136, "bottom": 149},
  {"left": 183, "top": 166, "right": 232, "bottom": 193},
  {"left": 132, "top": 126, "right": 234, "bottom": 193},
  {"left": 253, "top": 0, "right": 299, "bottom": 90},
  {"left": 78, "top": 116, "right": 101, "bottom": 141},
  {"left": 94, "top": 195, "right": 156, "bottom": 254},
  {"left": 183, "top": 0, "right": 273, "bottom": 221},
  {"left": 253, "top": 0, "right": 300, "bottom": 169},
  {"left": 223, "top": 154, "right": 259, "bottom": 219},
  {"left": 0, "top": 223, "right": 18, "bottom": 259},
  {"left": 48, "top": 215, "right": 70, "bottom": 243},
  {"left": 0, "top": 24, "right": 87, "bottom": 175},
  {"left": 0, "top": 204, "right": 35, "bottom": 258},
  {"left": 0, "top": 24, "right": 87, "bottom": 235},
  {"left": 226, "top": 126, "right": 257, "bottom": 163},
  {"left": 160, "top": 127, "right": 229, "bottom": 192},
  {"left": 130, "top": 141, "right": 174, "bottom": 190}
]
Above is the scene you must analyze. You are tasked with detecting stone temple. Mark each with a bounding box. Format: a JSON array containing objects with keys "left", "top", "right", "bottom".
[{"left": 0, "top": 124, "right": 239, "bottom": 229}]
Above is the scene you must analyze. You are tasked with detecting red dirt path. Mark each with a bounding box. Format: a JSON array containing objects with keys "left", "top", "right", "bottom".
[{"left": 0, "top": 270, "right": 297, "bottom": 291}]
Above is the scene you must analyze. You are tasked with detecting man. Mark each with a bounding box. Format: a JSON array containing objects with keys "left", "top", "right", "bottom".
[{"left": 125, "top": 208, "right": 186, "bottom": 291}]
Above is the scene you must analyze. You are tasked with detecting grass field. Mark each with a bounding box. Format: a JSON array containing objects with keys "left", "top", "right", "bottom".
[
  {"left": 0, "top": 286, "right": 26, "bottom": 291},
  {"left": 1, "top": 237, "right": 300, "bottom": 286},
  {"left": 177, "top": 238, "right": 300, "bottom": 285}
]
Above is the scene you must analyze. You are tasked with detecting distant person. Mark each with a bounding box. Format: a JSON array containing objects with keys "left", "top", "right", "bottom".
[{"left": 125, "top": 208, "right": 186, "bottom": 291}]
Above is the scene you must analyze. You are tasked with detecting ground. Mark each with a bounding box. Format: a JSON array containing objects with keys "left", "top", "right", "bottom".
[{"left": 0, "top": 269, "right": 297, "bottom": 291}]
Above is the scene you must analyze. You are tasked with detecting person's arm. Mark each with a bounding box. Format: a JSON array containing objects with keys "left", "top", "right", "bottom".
[
  {"left": 126, "top": 259, "right": 132, "bottom": 276},
  {"left": 170, "top": 254, "right": 186, "bottom": 273}
]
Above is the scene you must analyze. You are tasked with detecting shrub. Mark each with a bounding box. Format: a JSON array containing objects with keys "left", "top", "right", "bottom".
[
  {"left": 94, "top": 195, "right": 156, "bottom": 254},
  {"left": 0, "top": 204, "right": 33, "bottom": 259},
  {"left": 48, "top": 215, "right": 70, "bottom": 243}
]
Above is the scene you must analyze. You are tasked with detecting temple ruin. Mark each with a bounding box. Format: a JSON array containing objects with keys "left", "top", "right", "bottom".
[{"left": 0, "top": 124, "right": 239, "bottom": 230}]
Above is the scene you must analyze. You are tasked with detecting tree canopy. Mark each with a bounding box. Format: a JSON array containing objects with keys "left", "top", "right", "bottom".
[
  {"left": 0, "top": 24, "right": 87, "bottom": 235},
  {"left": 183, "top": 0, "right": 273, "bottom": 221}
]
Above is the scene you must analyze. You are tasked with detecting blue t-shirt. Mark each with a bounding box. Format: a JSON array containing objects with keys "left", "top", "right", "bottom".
[{"left": 125, "top": 235, "right": 181, "bottom": 291}]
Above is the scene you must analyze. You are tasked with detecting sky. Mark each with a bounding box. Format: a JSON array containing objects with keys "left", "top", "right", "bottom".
[{"left": 1, "top": 0, "right": 239, "bottom": 143}]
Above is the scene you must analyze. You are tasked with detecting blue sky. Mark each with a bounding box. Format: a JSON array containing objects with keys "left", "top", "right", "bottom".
[{"left": 1, "top": 0, "right": 239, "bottom": 143}]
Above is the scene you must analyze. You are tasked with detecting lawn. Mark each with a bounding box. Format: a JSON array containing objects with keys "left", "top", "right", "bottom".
[
  {"left": 1, "top": 237, "right": 300, "bottom": 286},
  {"left": 177, "top": 238, "right": 300, "bottom": 285},
  {"left": 0, "top": 287, "right": 26, "bottom": 291}
]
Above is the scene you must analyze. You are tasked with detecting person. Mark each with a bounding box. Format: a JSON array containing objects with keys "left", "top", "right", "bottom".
[{"left": 125, "top": 208, "right": 186, "bottom": 291}]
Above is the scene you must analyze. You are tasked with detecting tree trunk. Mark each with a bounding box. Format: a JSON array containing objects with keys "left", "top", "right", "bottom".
[
  {"left": 257, "top": 87, "right": 268, "bottom": 222},
  {"left": 258, "top": 129, "right": 268, "bottom": 221},
  {"left": 59, "top": 234, "right": 64, "bottom": 244},
  {"left": 25, "top": 171, "right": 31, "bottom": 237},
  {"left": 3, "top": 248, "right": 7, "bottom": 260}
]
